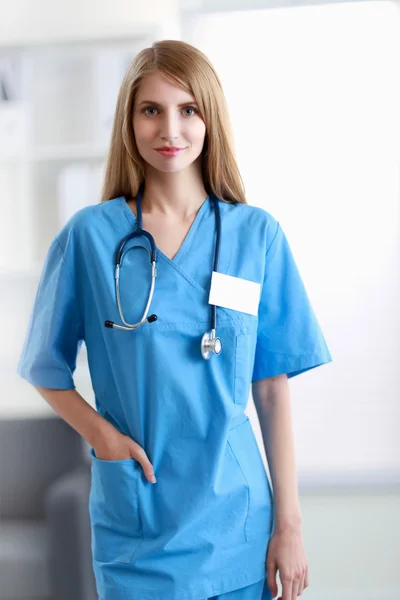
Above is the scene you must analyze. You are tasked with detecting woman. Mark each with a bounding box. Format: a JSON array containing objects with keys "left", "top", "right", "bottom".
[{"left": 17, "top": 40, "right": 332, "bottom": 600}]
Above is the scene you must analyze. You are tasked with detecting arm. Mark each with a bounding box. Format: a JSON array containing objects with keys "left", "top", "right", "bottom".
[
  {"left": 35, "top": 386, "right": 114, "bottom": 448},
  {"left": 253, "top": 374, "right": 309, "bottom": 597},
  {"left": 34, "top": 386, "right": 156, "bottom": 482},
  {"left": 252, "top": 374, "right": 302, "bottom": 534}
]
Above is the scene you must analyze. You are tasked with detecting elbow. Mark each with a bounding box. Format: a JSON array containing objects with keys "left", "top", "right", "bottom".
[{"left": 252, "top": 373, "right": 288, "bottom": 409}]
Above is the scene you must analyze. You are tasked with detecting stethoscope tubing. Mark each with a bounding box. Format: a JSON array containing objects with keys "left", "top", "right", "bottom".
[{"left": 104, "top": 184, "right": 222, "bottom": 358}]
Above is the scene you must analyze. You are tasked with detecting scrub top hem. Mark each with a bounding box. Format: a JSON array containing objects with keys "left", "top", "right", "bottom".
[{"left": 93, "top": 560, "right": 266, "bottom": 600}]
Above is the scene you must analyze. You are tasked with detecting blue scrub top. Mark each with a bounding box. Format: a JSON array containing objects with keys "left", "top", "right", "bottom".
[{"left": 17, "top": 195, "right": 332, "bottom": 600}]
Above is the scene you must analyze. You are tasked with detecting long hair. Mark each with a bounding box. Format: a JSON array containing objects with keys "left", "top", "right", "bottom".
[{"left": 100, "top": 39, "right": 247, "bottom": 205}]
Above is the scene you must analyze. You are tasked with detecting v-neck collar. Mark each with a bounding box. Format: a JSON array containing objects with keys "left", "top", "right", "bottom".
[{"left": 119, "top": 194, "right": 210, "bottom": 266}]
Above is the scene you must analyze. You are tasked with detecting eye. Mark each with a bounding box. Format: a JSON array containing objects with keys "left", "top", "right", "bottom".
[
  {"left": 182, "top": 106, "right": 198, "bottom": 117},
  {"left": 143, "top": 107, "right": 159, "bottom": 116},
  {"left": 142, "top": 106, "right": 199, "bottom": 117}
]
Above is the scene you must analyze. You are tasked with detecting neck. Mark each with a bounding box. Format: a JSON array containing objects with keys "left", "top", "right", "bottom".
[{"left": 140, "top": 161, "right": 208, "bottom": 219}]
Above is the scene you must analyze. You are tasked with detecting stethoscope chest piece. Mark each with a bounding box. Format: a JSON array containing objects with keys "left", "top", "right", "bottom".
[{"left": 201, "top": 331, "right": 222, "bottom": 360}]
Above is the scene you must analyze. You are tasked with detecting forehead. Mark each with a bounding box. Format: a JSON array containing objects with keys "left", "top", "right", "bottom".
[{"left": 136, "top": 72, "right": 196, "bottom": 104}]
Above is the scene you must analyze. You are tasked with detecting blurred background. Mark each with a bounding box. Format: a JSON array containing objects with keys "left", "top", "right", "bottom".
[{"left": 0, "top": 0, "right": 399, "bottom": 599}]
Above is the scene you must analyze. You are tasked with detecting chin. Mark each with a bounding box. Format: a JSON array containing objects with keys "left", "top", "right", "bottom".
[
  {"left": 154, "top": 164, "right": 190, "bottom": 174},
  {"left": 146, "top": 155, "right": 195, "bottom": 174}
]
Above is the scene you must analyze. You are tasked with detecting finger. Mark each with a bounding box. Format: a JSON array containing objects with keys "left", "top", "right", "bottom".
[
  {"left": 291, "top": 578, "right": 299, "bottom": 600},
  {"left": 131, "top": 445, "right": 157, "bottom": 483},
  {"left": 266, "top": 561, "right": 278, "bottom": 598},
  {"left": 303, "top": 567, "right": 309, "bottom": 591},
  {"left": 281, "top": 577, "right": 292, "bottom": 600},
  {"left": 298, "top": 572, "right": 305, "bottom": 595}
]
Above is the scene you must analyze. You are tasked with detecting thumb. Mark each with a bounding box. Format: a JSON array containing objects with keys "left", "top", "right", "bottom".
[
  {"left": 130, "top": 443, "right": 157, "bottom": 484},
  {"left": 266, "top": 559, "right": 278, "bottom": 598}
]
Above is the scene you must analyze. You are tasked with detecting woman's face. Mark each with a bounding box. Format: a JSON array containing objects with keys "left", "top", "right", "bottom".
[{"left": 132, "top": 71, "right": 206, "bottom": 174}]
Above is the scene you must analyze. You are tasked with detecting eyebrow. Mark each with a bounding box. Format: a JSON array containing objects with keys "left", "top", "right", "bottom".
[{"left": 138, "top": 100, "right": 198, "bottom": 107}]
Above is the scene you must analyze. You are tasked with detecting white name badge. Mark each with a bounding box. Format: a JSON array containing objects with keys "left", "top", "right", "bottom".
[{"left": 208, "top": 271, "right": 261, "bottom": 316}]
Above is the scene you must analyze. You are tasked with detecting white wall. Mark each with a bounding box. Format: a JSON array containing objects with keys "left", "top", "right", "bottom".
[
  {"left": 181, "top": 0, "right": 373, "bottom": 10},
  {"left": 0, "top": 0, "right": 180, "bottom": 45},
  {"left": 183, "top": 1, "right": 400, "bottom": 480}
]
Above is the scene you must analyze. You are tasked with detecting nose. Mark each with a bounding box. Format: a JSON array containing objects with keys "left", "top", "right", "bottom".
[{"left": 159, "top": 108, "right": 181, "bottom": 141}]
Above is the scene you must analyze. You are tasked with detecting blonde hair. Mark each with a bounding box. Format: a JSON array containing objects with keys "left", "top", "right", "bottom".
[{"left": 100, "top": 39, "right": 247, "bottom": 205}]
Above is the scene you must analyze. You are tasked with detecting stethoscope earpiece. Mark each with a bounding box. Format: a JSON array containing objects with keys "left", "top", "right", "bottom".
[{"left": 104, "top": 314, "right": 157, "bottom": 329}]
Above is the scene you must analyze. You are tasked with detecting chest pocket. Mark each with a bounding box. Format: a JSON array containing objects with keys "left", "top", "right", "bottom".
[{"left": 234, "top": 333, "right": 254, "bottom": 405}]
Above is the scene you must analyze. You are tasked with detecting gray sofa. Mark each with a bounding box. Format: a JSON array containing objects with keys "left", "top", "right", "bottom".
[{"left": 0, "top": 416, "right": 97, "bottom": 600}]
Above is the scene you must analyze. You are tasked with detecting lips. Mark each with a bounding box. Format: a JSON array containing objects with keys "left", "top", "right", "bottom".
[
  {"left": 155, "top": 147, "right": 185, "bottom": 151},
  {"left": 155, "top": 147, "right": 186, "bottom": 157}
]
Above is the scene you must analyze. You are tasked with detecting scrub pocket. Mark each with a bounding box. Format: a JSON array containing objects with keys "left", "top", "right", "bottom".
[
  {"left": 88, "top": 448, "right": 143, "bottom": 563},
  {"left": 228, "top": 417, "right": 274, "bottom": 543},
  {"left": 234, "top": 333, "right": 253, "bottom": 405}
]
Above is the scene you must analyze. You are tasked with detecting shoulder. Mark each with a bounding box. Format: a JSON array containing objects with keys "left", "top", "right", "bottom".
[
  {"left": 219, "top": 200, "right": 280, "bottom": 255},
  {"left": 55, "top": 197, "right": 123, "bottom": 254}
]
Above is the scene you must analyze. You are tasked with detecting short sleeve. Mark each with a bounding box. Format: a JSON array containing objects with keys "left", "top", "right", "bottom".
[
  {"left": 16, "top": 235, "right": 84, "bottom": 389},
  {"left": 252, "top": 220, "right": 332, "bottom": 382}
]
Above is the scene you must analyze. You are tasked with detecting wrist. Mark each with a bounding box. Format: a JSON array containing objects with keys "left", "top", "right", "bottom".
[
  {"left": 85, "top": 414, "right": 117, "bottom": 448},
  {"left": 274, "top": 512, "right": 302, "bottom": 534}
]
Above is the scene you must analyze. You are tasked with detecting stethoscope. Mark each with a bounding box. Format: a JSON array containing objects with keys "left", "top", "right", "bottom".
[{"left": 104, "top": 184, "right": 222, "bottom": 360}]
